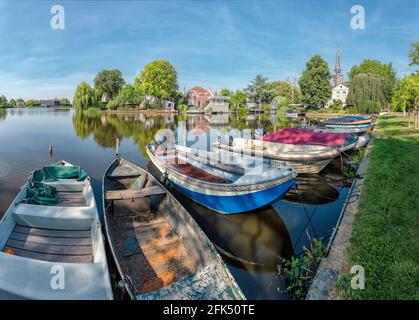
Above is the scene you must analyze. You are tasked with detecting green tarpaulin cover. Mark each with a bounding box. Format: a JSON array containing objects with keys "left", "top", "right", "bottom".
[{"left": 32, "top": 165, "right": 88, "bottom": 183}]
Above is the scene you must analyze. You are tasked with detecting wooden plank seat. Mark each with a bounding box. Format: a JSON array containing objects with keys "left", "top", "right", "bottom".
[
  {"left": 56, "top": 191, "right": 87, "bottom": 207},
  {"left": 105, "top": 185, "right": 165, "bottom": 201},
  {"left": 3, "top": 225, "right": 93, "bottom": 263}
]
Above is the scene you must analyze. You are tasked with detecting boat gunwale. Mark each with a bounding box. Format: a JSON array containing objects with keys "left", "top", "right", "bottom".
[
  {"left": 146, "top": 145, "right": 296, "bottom": 191},
  {"left": 101, "top": 157, "right": 246, "bottom": 300}
]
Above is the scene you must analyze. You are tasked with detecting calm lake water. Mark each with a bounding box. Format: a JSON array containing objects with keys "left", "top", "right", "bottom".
[{"left": 0, "top": 108, "right": 351, "bottom": 299}]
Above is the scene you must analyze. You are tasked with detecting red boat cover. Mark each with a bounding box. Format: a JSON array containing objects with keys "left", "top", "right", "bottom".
[{"left": 258, "top": 128, "right": 348, "bottom": 147}]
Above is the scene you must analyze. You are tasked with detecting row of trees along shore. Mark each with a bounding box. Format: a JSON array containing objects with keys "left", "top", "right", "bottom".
[
  {"left": 72, "top": 41, "right": 418, "bottom": 114},
  {"left": 0, "top": 97, "right": 70, "bottom": 108}
]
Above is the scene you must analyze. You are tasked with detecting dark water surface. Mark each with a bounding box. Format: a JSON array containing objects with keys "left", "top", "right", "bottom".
[{"left": 0, "top": 108, "right": 351, "bottom": 299}]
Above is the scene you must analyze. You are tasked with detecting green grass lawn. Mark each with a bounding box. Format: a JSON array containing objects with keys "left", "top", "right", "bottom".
[{"left": 344, "top": 115, "right": 419, "bottom": 299}]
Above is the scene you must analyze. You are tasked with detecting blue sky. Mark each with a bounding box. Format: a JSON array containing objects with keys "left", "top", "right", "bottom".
[{"left": 0, "top": 0, "right": 417, "bottom": 100}]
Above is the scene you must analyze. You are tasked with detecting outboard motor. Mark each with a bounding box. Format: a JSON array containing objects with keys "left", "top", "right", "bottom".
[{"left": 229, "top": 136, "right": 234, "bottom": 147}]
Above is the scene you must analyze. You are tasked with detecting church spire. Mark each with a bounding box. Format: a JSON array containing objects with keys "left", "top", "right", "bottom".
[
  {"left": 333, "top": 43, "right": 344, "bottom": 86},
  {"left": 334, "top": 45, "right": 342, "bottom": 74}
]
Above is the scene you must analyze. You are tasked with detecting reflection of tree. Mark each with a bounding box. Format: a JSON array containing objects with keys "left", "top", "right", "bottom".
[
  {"left": 72, "top": 110, "right": 169, "bottom": 155},
  {"left": 0, "top": 109, "right": 6, "bottom": 122}
]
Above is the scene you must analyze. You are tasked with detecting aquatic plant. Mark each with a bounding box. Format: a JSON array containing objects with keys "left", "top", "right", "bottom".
[{"left": 280, "top": 239, "right": 326, "bottom": 300}]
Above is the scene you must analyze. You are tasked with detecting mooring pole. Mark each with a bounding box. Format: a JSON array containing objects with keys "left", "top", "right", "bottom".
[
  {"left": 49, "top": 144, "right": 53, "bottom": 159},
  {"left": 116, "top": 137, "right": 120, "bottom": 158}
]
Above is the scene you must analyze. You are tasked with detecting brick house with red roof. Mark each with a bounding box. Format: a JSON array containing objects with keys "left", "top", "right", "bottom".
[{"left": 185, "top": 86, "right": 213, "bottom": 108}]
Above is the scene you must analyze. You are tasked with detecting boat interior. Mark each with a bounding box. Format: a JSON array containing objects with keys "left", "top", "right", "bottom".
[
  {"left": 104, "top": 160, "right": 215, "bottom": 297},
  {"left": 0, "top": 176, "right": 112, "bottom": 300}
]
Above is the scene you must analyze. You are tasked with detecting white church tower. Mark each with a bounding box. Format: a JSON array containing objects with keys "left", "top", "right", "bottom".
[{"left": 326, "top": 46, "right": 349, "bottom": 107}]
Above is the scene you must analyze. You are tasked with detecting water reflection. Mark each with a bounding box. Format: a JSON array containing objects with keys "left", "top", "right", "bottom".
[
  {"left": 0, "top": 108, "right": 352, "bottom": 300},
  {"left": 0, "top": 109, "right": 6, "bottom": 122},
  {"left": 282, "top": 174, "right": 340, "bottom": 205}
]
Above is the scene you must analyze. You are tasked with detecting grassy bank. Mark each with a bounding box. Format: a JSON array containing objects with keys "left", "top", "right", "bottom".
[{"left": 342, "top": 116, "right": 419, "bottom": 299}]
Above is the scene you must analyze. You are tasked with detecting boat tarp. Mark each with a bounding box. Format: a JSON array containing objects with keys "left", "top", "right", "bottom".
[
  {"left": 32, "top": 166, "right": 88, "bottom": 183},
  {"left": 24, "top": 182, "right": 58, "bottom": 206},
  {"left": 259, "top": 128, "right": 348, "bottom": 147}
]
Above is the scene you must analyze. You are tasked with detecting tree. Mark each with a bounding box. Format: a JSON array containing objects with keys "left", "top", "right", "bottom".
[
  {"left": 270, "top": 81, "right": 301, "bottom": 103},
  {"left": 72, "top": 82, "right": 97, "bottom": 110},
  {"left": 244, "top": 74, "right": 273, "bottom": 110},
  {"left": 347, "top": 73, "right": 386, "bottom": 114},
  {"left": 298, "top": 55, "right": 331, "bottom": 107},
  {"left": 0, "top": 95, "right": 7, "bottom": 107},
  {"left": 391, "top": 73, "right": 419, "bottom": 112},
  {"left": 60, "top": 98, "right": 70, "bottom": 106},
  {"left": 93, "top": 69, "right": 125, "bottom": 101},
  {"left": 408, "top": 41, "right": 419, "bottom": 67},
  {"left": 229, "top": 90, "right": 247, "bottom": 111},
  {"left": 329, "top": 99, "right": 344, "bottom": 111},
  {"left": 118, "top": 84, "right": 142, "bottom": 105},
  {"left": 134, "top": 60, "right": 178, "bottom": 102},
  {"left": 220, "top": 88, "right": 232, "bottom": 97},
  {"left": 8, "top": 99, "right": 16, "bottom": 107},
  {"left": 349, "top": 59, "right": 396, "bottom": 104}
]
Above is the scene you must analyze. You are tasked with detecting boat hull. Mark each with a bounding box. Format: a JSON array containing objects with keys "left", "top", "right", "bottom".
[{"left": 171, "top": 178, "right": 296, "bottom": 214}]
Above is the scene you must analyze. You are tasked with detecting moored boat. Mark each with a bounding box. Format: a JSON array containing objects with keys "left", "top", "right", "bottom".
[
  {"left": 102, "top": 157, "right": 245, "bottom": 299},
  {"left": 322, "top": 115, "right": 373, "bottom": 126},
  {"left": 214, "top": 128, "right": 343, "bottom": 174},
  {"left": 146, "top": 143, "right": 296, "bottom": 214},
  {"left": 0, "top": 161, "right": 113, "bottom": 300}
]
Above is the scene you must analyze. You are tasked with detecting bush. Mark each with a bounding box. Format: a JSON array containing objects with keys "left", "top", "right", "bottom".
[
  {"left": 177, "top": 104, "right": 188, "bottom": 112},
  {"left": 329, "top": 99, "right": 343, "bottom": 111},
  {"left": 106, "top": 98, "right": 125, "bottom": 110}
]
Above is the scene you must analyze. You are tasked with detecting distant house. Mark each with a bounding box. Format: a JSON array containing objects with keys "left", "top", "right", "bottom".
[
  {"left": 40, "top": 99, "right": 60, "bottom": 107},
  {"left": 185, "top": 86, "right": 213, "bottom": 108},
  {"left": 205, "top": 95, "right": 230, "bottom": 114},
  {"left": 141, "top": 96, "right": 175, "bottom": 111}
]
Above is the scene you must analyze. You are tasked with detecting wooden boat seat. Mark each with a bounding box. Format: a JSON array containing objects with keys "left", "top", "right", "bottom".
[
  {"left": 105, "top": 185, "right": 165, "bottom": 201},
  {"left": 3, "top": 225, "right": 93, "bottom": 263},
  {"left": 0, "top": 240, "right": 111, "bottom": 299},
  {"left": 13, "top": 202, "right": 97, "bottom": 231}
]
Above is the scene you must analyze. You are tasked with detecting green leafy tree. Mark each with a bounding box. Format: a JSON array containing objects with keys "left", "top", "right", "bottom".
[
  {"left": 94, "top": 69, "right": 125, "bottom": 101},
  {"left": 244, "top": 74, "right": 273, "bottom": 110},
  {"left": 408, "top": 41, "right": 419, "bottom": 67},
  {"left": 73, "top": 82, "right": 97, "bottom": 110},
  {"left": 347, "top": 73, "right": 385, "bottom": 114},
  {"left": 348, "top": 59, "right": 396, "bottom": 104},
  {"left": 270, "top": 81, "right": 301, "bottom": 103},
  {"left": 329, "top": 99, "right": 344, "bottom": 111},
  {"left": 134, "top": 60, "right": 178, "bottom": 102},
  {"left": 299, "top": 55, "right": 331, "bottom": 107},
  {"left": 118, "top": 84, "right": 142, "bottom": 105},
  {"left": 274, "top": 96, "right": 291, "bottom": 113},
  {"left": 8, "top": 99, "right": 16, "bottom": 107},
  {"left": 229, "top": 90, "right": 247, "bottom": 111},
  {"left": 26, "top": 99, "right": 34, "bottom": 106},
  {"left": 0, "top": 95, "right": 7, "bottom": 107},
  {"left": 391, "top": 73, "right": 419, "bottom": 112},
  {"left": 220, "top": 88, "right": 233, "bottom": 97},
  {"left": 60, "top": 98, "right": 70, "bottom": 106}
]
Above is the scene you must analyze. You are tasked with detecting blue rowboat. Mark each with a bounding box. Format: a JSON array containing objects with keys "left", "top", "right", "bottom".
[
  {"left": 322, "top": 115, "right": 373, "bottom": 125},
  {"left": 146, "top": 144, "right": 296, "bottom": 214}
]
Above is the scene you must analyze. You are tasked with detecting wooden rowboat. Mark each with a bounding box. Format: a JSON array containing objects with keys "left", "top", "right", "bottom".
[
  {"left": 213, "top": 129, "right": 342, "bottom": 174},
  {"left": 102, "top": 157, "right": 245, "bottom": 300},
  {"left": 0, "top": 161, "right": 113, "bottom": 300},
  {"left": 146, "top": 144, "right": 296, "bottom": 214}
]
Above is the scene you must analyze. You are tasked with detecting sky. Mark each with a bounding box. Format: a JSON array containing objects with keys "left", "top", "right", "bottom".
[{"left": 0, "top": 0, "right": 417, "bottom": 100}]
